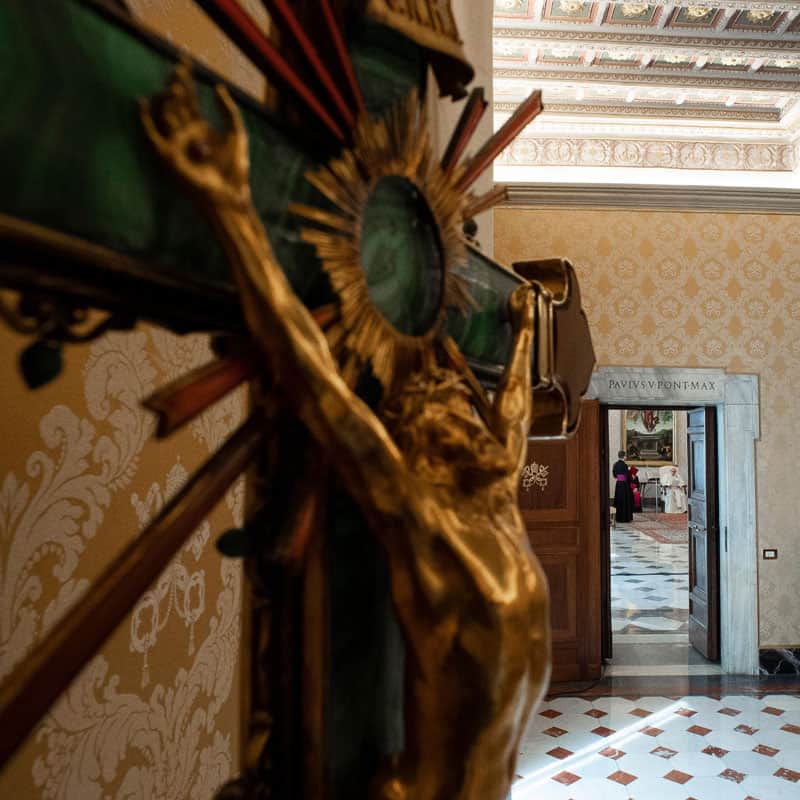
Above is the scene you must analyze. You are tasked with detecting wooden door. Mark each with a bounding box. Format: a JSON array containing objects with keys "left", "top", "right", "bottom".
[
  {"left": 518, "top": 400, "right": 602, "bottom": 682},
  {"left": 687, "top": 407, "right": 720, "bottom": 661},
  {"left": 599, "top": 407, "right": 612, "bottom": 661}
]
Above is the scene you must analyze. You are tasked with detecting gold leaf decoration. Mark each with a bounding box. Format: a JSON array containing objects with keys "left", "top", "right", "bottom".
[{"left": 291, "top": 90, "right": 470, "bottom": 391}]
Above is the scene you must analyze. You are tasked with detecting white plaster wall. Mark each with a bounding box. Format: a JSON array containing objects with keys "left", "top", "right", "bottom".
[
  {"left": 674, "top": 410, "right": 688, "bottom": 482},
  {"left": 428, "top": 0, "right": 494, "bottom": 255}
]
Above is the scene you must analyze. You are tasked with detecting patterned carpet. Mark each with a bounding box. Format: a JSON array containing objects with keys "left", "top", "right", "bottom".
[{"left": 631, "top": 512, "right": 689, "bottom": 544}]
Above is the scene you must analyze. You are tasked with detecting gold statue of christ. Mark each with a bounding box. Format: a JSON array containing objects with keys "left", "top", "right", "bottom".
[{"left": 141, "top": 67, "right": 550, "bottom": 800}]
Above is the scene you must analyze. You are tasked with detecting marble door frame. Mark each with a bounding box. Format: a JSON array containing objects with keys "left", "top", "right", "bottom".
[{"left": 588, "top": 367, "right": 760, "bottom": 676}]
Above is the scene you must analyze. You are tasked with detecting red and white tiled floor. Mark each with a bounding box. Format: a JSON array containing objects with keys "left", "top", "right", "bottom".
[{"left": 512, "top": 693, "right": 800, "bottom": 799}]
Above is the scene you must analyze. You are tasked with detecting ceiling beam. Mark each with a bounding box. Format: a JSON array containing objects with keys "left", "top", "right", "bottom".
[
  {"left": 493, "top": 100, "right": 782, "bottom": 123},
  {"left": 494, "top": 67, "right": 800, "bottom": 91},
  {"left": 493, "top": 27, "right": 800, "bottom": 57},
  {"left": 496, "top": 1, "right": 800, "bottom": 15}
]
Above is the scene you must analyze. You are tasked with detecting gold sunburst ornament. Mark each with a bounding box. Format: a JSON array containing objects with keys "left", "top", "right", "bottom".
[{"left": 289, "top": 90, "right": 471, "bottom": 391}]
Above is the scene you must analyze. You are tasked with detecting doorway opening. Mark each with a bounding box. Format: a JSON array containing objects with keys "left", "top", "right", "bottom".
[
  {"left": 601, "top": 406, "right": 721, "bottom": 677},
  {"left": 589, "top": 367, "right": 759, "bottom": 676}
]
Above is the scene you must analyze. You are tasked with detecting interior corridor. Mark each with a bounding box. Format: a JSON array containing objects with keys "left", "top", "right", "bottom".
[{"left": 609, "top": 512, "right": 719, "bottom": 677}]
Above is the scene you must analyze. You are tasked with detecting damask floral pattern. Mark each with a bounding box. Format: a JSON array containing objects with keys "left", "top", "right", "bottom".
[
  {"left": 0, "top": 323, "right": 244, "bottom": 798},
  {"left": 0, "top": 3, "right": 263, "bottom": 786},
  {"left": 130, "top": 462, "right": 210, "bottom": 687},
  {"left": 0, "top": 332, "right": 156, "bottom": 684},
  {"left": 496, "top": 207, "right": 800, "bottom": 646}
]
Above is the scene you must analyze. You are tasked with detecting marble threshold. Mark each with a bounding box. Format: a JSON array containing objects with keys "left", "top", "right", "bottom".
[
  {"left": 606, "top": 664, "right": 723, "bottom": 677},
  {"left": 615, "top": 634, "right": 688, "bottom": 645}
]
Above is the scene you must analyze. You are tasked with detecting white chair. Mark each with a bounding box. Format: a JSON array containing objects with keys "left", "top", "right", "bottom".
[{"left": 660, "top": 465, "right": 688, "bottom": 514}]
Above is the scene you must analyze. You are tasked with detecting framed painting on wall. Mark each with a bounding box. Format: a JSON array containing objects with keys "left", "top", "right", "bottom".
[{"left": 623, "top": 409, "right": 674, "bottom": 465}]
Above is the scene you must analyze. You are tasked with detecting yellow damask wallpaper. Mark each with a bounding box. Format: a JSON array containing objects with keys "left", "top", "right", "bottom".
[
  {"left": 0, "top": 322, "right": 245, "bottom": 797},
  {"left": 0, "top": 3, "right": 263, "bottom": 795},
  {"left": 496, "top": 207, "right": 800, "bottom": 647}
]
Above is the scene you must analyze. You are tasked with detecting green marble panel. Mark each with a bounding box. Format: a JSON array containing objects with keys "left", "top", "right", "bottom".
[
  {"left": 361, "top": 176, "right": 442, "bottom": 336},
  {"left": 0, "top": 0, "right": 323, "bottom": 295},
  {"left": 0, "top": 0, "right": 521, "bottom": 375},
  {"left": 450, "top": 249, "right": 519, "bottom": 373},
  {"left": 349, "top": 16, "right": 427, "bottom": 114}
]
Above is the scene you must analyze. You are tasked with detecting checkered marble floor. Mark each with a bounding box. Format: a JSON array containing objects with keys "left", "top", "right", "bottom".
[
  {"left": 612, "top": 525, "right": 689, "bottom": 636},
  {"left": 612, "top": 526, "right": 688, "bottom": 575},
  {"left": 513, "top": 693, "right": 800, "bottom": 799}
]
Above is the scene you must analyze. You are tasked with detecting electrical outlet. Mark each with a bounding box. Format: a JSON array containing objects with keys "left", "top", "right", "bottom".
[{"left": 763, "top": 548, "right": 778, "bottom": 560}]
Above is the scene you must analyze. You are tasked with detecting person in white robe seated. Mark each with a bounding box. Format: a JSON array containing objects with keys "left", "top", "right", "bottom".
[{"left": 659, "top": 465, "right": 687, "bottom": 513}]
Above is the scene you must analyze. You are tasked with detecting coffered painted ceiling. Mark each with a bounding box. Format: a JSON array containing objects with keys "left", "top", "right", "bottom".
[{"left": 492, "top": 2, "right": 800, "bottom": 187}]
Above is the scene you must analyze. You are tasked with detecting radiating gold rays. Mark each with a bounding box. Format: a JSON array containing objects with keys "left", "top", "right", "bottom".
[{"left": 290, "top": 90, "right": 470, "bottom": 391}]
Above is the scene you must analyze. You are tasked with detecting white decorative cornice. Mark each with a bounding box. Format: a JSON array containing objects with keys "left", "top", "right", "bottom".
[
  {"left": 494, "top": 114, "right": 794, "bottom": 141},
  {"left": 649, "top": 2, "right": 798, "bottom": 8},
  {"left": 499, "top": 136, "right": 796, "bottom": 172},
  {"left": 493, "top": 2, "right": 800, "bottom": 188},
  {"left": 493, "top": 28, "right": 800, "bottom": 53},
  {"left": 496, "top": 2, "right": 800, "bottom": 21},
  {"left": 493, "top": 100, "right": 782, "bottom": 122},
  {"left": 494, "top": 66, "right": 800, "bottom": 91},
  {"left": 502, "top": 183, "right": 800, "bottom": 212}
]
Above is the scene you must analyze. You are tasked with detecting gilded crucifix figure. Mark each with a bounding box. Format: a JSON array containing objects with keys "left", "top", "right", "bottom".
[
  {"left": 0, "top": 3, "right": 597, "bottom": 795},
  {"left": 140, "top": 68, "right": 550, "bottom": 800}
]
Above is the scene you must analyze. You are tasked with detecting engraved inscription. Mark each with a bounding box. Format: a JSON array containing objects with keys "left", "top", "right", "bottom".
[{"left": 384, "top": 0, "right": 459, "bottom": 38}]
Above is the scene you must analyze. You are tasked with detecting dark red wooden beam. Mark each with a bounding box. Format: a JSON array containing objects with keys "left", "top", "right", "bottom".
[
  {"left": 441, "top": 87, "right": 487, "bottom": 174},
  {"left": 259, "top": 0, "right": 356, "bottom": 129},
  {"left": 319, "top": 0, "right": 365, "bottom": 116},
  {"left": 194, "top": 0, "right": 346, "bottom": 141},
  {"left": 145, "top": 348, "right": 260, "bottom": 437},
  {"left": 463, "top": 184, "right": 509, "bottom": 221},
  {"left": 0, "top": 415, "right": 267, "bottom": 768},
  {"left": 457, "top": 91, "right": 542, "bottom": 193}
]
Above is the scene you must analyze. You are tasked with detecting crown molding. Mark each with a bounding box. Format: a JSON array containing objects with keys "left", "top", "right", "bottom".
[
  {"left": 493, "top": 27, "right": 800, "bottom": 54},
  {"left": 656, "top": 1, "right": 797, "bottom": 8},
  {"left": 493, "top": 100, "right": 782, "bottom": 122},
  {"left": 502, "top": 183, "right": 800, "bottom": 213},
  {"left": 494, "top": 66, "right": 800, "bottom": 91},
  {"left": 497, "top": 117, "right": 792, "bottom": 139}
]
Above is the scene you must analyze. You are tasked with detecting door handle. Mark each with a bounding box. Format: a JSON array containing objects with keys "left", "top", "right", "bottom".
[{"left": 689, "top": 522, "right": 706, "bottom": 533}]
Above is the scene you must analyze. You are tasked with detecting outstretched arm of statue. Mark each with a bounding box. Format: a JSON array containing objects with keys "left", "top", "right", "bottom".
[
  {"left": 490, "top": 283, "right": 536, "bottom": 472},
  {"left": 140, "top": 66, "right": 408, "bottom": 519}
]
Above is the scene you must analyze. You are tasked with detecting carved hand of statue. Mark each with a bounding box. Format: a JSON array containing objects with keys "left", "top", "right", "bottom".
[
  {"left": 507, "top": 282, "right": 535, "bottom": 332},
  {"left": 140, "top": 64, "right": 251, "bottom": 208}
]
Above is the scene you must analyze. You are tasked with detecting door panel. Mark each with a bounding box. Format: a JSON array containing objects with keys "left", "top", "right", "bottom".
[
  {"left": 518, "top": 440, "right": 578, "bottom": 523},
  {"left": 690, "top": 438, "right": 706, "bottom": 497},
  {"left": 527, "top": 526, "right": 580, "bottom": 550},
  {"left": 599, "top": 408, "right": 611, "bottom": 661},
  {"left": 538, "top": 555, "right": 578, "bottom": 641},
  {"left": 519, "top": 400, "right": 602, "bottom": 682},
  {"left": 687, "top": 407, "right": 720, "bottom": 661}
]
